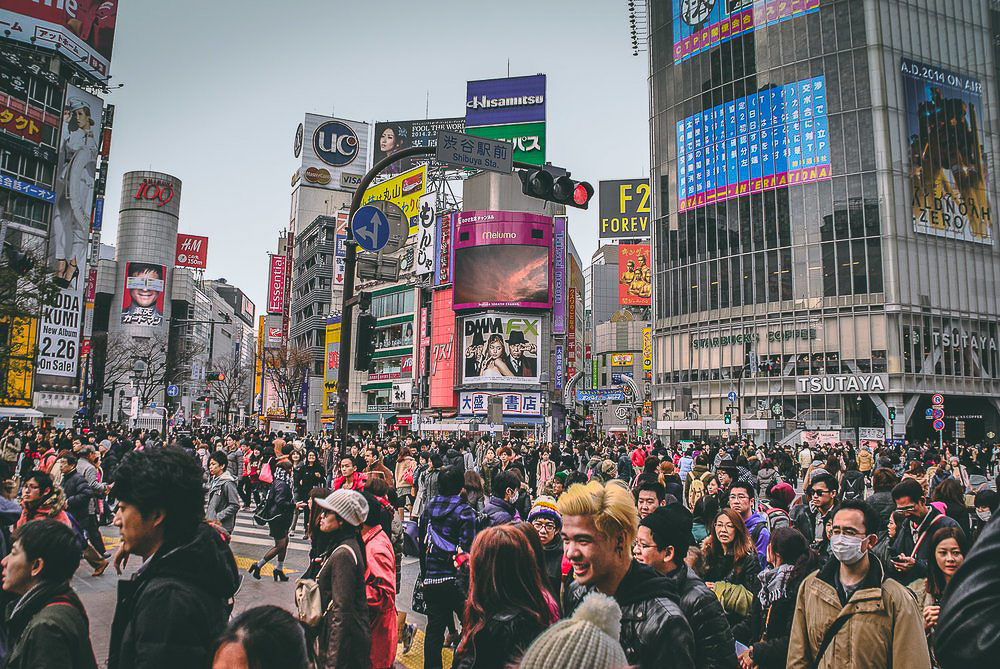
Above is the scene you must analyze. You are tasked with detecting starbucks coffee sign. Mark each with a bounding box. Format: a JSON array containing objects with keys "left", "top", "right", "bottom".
[
  {"left": 691, "top": 327, "right": 818, "bottom": 349},
  {"left": 796, "top": 374, "right": 887, "bottom": 394}
]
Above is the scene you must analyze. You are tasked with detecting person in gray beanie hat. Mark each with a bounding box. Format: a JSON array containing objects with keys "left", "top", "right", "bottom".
[
  {"left": 315, "top": 488, "right": 371, "bottom": 668},
  {"left": 518, "top": 592, "right": 628, "bottom": 669}
]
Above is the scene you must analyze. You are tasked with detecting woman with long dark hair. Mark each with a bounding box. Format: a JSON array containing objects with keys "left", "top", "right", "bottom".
[
  {"left": 732, "top": 527, "right": 817, "bottom": 669},
  {"left": 699, "top": 508, "right": 762, "bottom": 626},
  {"left": 478, "top": 334, "right": 514, "bottom": 378},
  {"left": 248, "top": 459, "right": 295, "bottom": 581},
  {"left": 452, "top": 524, "right": 556, "bottom": 669},
  {"left": 909, "top": 525, "right": 969, "bottom": 663}
]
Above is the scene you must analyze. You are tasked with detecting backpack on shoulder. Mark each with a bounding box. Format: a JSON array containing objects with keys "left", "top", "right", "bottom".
[{"left": 295, "top": 544, "right": 358, "bottom": 627}]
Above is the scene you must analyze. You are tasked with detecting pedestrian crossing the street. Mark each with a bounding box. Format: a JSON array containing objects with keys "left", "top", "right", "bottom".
[{"left": 228, "top": 508, "right": 312, "bottom": 551}]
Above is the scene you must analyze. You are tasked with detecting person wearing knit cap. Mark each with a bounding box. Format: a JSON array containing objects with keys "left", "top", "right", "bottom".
[
  {"left": 315, "top": 489, "right": 372, "bottom": 669},
  {"left": 518, "top": 592, "right": 628, "bottom": 669},
  {"left": 528, "top": 496, "right": 564, "bottom": 600}
]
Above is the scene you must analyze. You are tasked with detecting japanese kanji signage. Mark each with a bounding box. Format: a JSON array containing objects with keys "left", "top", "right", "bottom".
[
  {"left": 460, "top": 391, "right": 542, "bottom": 417},
  {"left": 175, "top": 234, "right": 208, "bottom": 269},
  {"left": 435, "top": 129, "right": 513, "bottom": 173}
]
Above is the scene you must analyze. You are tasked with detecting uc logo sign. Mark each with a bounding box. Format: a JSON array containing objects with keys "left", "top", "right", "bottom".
[{"left": 313, "top": 121, "right": 359, "bottom": 167}]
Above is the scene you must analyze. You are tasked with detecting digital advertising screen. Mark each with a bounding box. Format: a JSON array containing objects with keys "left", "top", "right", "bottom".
[
  {"left": 677, "top": 76, "right": 831, "bottom": 213},
  {"left": 121, "top": 262, "right": 166, "bottom": 327},
  {"left": 452, "top": 211, "right": 552, "bottom": 310}
]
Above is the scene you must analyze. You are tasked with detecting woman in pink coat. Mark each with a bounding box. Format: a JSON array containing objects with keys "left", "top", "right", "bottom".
[{"left": 360, "top": 492, "right": 397, "bottom": 669}]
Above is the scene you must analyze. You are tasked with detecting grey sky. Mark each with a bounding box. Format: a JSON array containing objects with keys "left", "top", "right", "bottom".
[{"left": 99, "top": 0, "right": 650, "bottom": 312}]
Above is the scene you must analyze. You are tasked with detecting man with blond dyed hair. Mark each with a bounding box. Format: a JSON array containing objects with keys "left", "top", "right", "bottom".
[{"left": 559, "top": 479, "right": 695, "bottom": 669}]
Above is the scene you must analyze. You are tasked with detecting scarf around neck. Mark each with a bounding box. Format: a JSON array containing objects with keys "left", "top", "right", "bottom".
[{"left": 757, "top": 563, "right": 794, "bottom": 609}]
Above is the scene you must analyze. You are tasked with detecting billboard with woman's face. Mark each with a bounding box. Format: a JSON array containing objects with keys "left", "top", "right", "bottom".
[
  {"left": 121, "top": 262, "right": 166, "bottom": 327},
  {"left": 462, "top": 313, "right": 541, "bottom": 385},
  {"left": 453, "top": 211, "right": 552, "bottom": 310}
]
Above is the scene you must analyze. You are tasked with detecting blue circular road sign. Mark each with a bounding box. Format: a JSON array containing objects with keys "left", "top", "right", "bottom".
[
  {"left": 166, "top": 384, "right": 179, "bottom": 397},
  {"left": 351, "top": 206, "right": 390, "bottom": 252}
]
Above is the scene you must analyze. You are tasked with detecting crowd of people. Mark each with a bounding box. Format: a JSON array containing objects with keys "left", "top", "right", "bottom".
[{"left": 0, "top": 420, "right": 997, "bottom": 669}]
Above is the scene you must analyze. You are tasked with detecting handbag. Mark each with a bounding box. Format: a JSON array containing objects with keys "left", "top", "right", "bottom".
[
  {"left": 295, "top": 544, "right": 358, "bottom": 627},
  {"left": 402, "top": 519, "right": 421, "bottom": 557},
  {"left": 259, "top": 462, "right": 273, "bottom": 485}
]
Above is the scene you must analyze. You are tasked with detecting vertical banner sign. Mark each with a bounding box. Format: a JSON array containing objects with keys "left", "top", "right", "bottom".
[
  {"left": 555, "top": 345, "right": 564, "bottom": 391},
  {"left": 434, "top": 212, "right": 453, "bottom": 286},
  {"left": 322, "top": 318, "right": 341, "bottom": 421},
  {"left": 430, "top": 288, "right": 457, "bottom": 408},
  {"left": 566, "top": 288, "right": 576, "bottom": 381},
  {"left": 267, "top": 254, "right": 287, "bottom": 314},
  {"left": 618, "top": 244, "right": 652, "bottom": 306},
  {"left": 592, "top": 358, "right": 598, "bottom": 389},
  {"left": 642, "top": 326, "right": 653, "bottom": 375},
  {"left": 552, "top": 216, "right": 567, "bottom": 334},
  {"left": 255, "top": 315, "right": 266, "bottom": 413},
  {"left": 418, "top": 306, "right": 429, "bottom": 377},
  {"left": 901, "top": 59, "right": 993, "bottom": 245},
  {"left": 415, "top": 193, "right": 436, "bottom": 275},
  {"left": 37, "top": 85, "right": 102, "bottom": 377},
  {"left": 299, "top": 377, "right": 309, "bottom": 415}
]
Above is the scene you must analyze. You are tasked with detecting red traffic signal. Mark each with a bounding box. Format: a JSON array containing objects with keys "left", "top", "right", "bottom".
[
  {"left": 518, "top": 168, "right": 594, "bottom": 209},
  {"left": 207, "top": 372, "right": 225, "bottom": 382}
]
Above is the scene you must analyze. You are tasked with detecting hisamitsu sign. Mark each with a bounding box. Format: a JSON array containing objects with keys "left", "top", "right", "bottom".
[{"left": 435, "top": 130, "right": 513, "bottom": 173}]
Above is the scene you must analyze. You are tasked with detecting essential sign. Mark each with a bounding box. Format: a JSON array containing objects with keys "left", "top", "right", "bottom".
[
  {"left": 351, "top": 205, "right": 391, "bottom": 253},
  {"left": 267, "top": 255, "right": 287, "bottom": 314},
  {"left": 599, "top": 179, "right": 650, "bottom": 238},
  {"left": 435, "top": 130, "right": 513, "bottom": 173}
]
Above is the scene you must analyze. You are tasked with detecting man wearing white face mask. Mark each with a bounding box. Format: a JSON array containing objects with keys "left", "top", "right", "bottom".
[{"left": 787, "top": 500, "right": 930, "bottom": 669}]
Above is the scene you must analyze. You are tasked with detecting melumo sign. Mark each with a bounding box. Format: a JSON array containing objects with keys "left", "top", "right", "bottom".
[{"left": 599, "top": 179, "right": 650, "bottom": 238}]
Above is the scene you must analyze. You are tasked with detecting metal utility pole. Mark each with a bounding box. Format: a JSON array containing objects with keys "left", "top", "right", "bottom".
[{"left": 334, "top": 146, "right": 541, "bottom": 452}]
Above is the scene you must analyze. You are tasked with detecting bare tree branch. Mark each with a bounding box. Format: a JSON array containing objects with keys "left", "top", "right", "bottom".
[
  {"left": 262, "top": 345, "right": 312, "bottom": 419},
  {"left": 206, "top": 353, "right": 254, "bottom": 427}
]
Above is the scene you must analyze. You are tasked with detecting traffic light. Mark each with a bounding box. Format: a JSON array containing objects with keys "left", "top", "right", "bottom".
[
  {"left": 207, "top": 371, "right": 225, "bottom": 382},
  {"left": 888, "top": 406, "right": 896, "bottom": 421},
  {"left": 354, "top": 313, "right": 376, "bottom": 371},
  {"left": 358, "top": 291, "right": 372, "bottom": 312},
  {"left": 724, "top": 411, "right": 732, "bottom": 425},
  {"left": 517, "top": 168, "right": 594, "bottom": 209}
]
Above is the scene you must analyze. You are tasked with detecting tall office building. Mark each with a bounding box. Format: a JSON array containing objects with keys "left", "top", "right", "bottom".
[{"left": 648, "top": 0, "right": 1000, "bottom": 442}]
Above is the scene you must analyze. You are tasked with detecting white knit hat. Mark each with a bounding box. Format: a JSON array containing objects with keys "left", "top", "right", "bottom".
[
  {"left": 315, "top": 489, "right": 368, "bottom": 526},
  {"left": 518, "top": 593, "right": 628, "bottom": 669}
]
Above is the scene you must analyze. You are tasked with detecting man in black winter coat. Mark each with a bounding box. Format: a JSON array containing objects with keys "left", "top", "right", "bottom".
[
  {"left": 108, "top": 448, "right": 240, "bottom": 669},
  {"left": 560, "top": 480, "right": 695, "bottom": 669},
  {"left": 635, "top": 504, "right": 739, "bottom": 669}
]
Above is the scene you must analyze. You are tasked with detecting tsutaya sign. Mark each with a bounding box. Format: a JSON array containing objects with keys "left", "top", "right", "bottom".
[{"left": 796, "top": 374, "right": 888, "bottom": 394}]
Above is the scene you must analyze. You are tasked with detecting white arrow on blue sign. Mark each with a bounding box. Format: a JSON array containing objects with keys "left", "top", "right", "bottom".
[
  {"left": 728, "top": 391, "right": 737, "bottom": 402},
  {"left": 351, "top": 205, "right": 391, "bottom": 253},
  {"left": 166, "top": 384, "right": 179, "bottom": 397}
]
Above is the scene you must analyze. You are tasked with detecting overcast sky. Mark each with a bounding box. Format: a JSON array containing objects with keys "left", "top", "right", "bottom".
[{"left": 99, "top": 0, "right": 650, "bottom": 312}]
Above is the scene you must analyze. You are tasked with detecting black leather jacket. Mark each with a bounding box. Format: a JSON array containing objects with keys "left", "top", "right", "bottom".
[
  {"left": 935, "top": 513, "right": 1000, "bottom": 668},
  {"left": 662, "top": 566, "right": 739, "bottom": 669},
  {"left": 565, "top": 561, "right": 695, "bottom": 669},
  {"left": 452, "top": 608, "right": 547, "bottom": 669}
]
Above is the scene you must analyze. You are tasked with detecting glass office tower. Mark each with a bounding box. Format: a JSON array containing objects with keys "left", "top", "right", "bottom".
[{"left": 648, "top": 0, "right": 1000, "bottom": 442}]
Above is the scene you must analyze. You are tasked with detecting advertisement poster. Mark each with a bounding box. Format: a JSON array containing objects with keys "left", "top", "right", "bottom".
[
  {"left": 360, "top": 163, "right": 427, "bottom": 233},
  {"left": 677, "top": 76, "right": 831, "bottom": 212},
  {"left": 672, "top": 0, "right": 819, "bottom": 63},
  {"left": 462, "top": 313, "right": 540, "bottom": 385},
  {"left": 175, "top": 233, "right": 208, "bottom": 269},
  {"left": 322, "top": 318, "right": 341, "bottom": 421},
  {"left": 599, "top": 179, "right": 651, "bottom": 238},
  {"left": 434, "top": 211, "right": 453, "bottom": 286},
  {"left": 267, "top": 254, "right": 287, "bottom": 314},
  {"left": 552, "top": 216, "right": 566, "bottom": 333},
  {"left": 429, "top": 288, "right": 457, "bottom": 408},
  {"left": 801, "top": 430, "right": 841, "bottom": 448},
  {"left": 299, "top": 114, "right": 369, "bottom": 191},
  {"left": 465, "top": 122, "right": 546, "bottom": 166},
  {"left": 373, "top": 117, "right": 464, "bottom": 175},
  {"left": 0, "top": 0, "right": 119, "bottom": 82},
  {"left": 453, "top": 211, "right": 552, "bottom": 310},
  {"left": 642, "top": 327, "right": 653, "bottom": 371},
  {"left": 120, "top": 262, "right": 166, "bottom": 327},
  {"left": 554, "top": 345, "right": 564, "bottom": 391},
  {"left": 618, "top": 244, "right": 651, "bottom": 306},
  {"left": 460, "top": 391, "right": 541, "bottom": 417},
  {"left": 37, "top": 85, "right": 102, "bottom": 377},
  {"left": 902, "top": 59, "right": 992, "bottom": 245},
  {"left": 465, "top": 74, "right": 546, "bottom": 128},
  {"left": 611, "top": 353, "right": 635, "bottom": 366}
]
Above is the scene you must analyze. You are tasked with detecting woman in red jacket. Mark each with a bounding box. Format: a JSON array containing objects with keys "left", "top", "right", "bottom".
[{"left": 360, "top": 491, "right": 397, "bottom": 669}]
